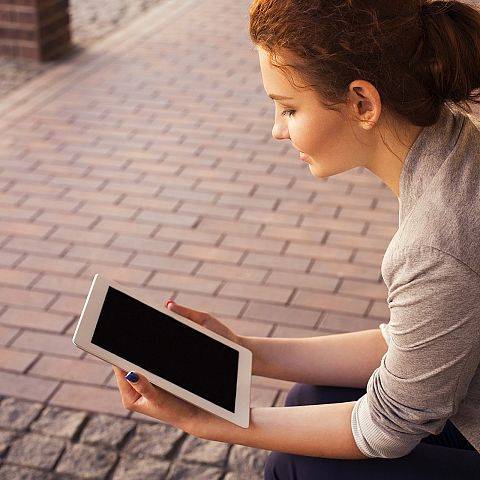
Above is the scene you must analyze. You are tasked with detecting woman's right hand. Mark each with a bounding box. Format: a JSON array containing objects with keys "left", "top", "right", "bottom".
[{"left": 164, "top": 299, "right": 245, "bottom": 348}]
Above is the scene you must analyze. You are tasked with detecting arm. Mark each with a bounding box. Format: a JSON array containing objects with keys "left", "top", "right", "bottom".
[
  {"left": 240, "top": 328, "right": 388, "bottom": 388},
  {"left": 352, "top": 246, "right": 480, "bottom": 458},
  {"left": 164, "top": 300, "right": 387, "bottom": 388},
  {"left": 188, "top": 400, "right": 367, "bottom": 459}
]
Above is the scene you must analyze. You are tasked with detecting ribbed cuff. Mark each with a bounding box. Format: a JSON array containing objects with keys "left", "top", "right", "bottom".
[
  {"left": 351, "top": 395, "right": 377, "bottom": 458},
  {"left": 351, "top": 394, "right": 419, "bottom": 459}
]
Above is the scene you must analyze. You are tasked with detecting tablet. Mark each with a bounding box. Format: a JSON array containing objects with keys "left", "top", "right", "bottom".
[{"left": 72, "top": 274, "right": 252, "bottom": 428}]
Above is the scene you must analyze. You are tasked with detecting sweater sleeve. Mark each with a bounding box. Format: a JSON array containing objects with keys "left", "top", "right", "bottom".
[{"left": 351, "top": 246, "right": 480, "bottom": 458}]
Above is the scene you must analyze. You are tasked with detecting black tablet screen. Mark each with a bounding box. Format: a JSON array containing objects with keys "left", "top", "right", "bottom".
[{"left": 91, "top": 287, "right": 239, "bottom": 412}]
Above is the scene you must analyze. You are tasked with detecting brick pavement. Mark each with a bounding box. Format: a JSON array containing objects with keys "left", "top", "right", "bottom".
[{"left": 0, "top": 0, "right": 401, "bottom": 477}]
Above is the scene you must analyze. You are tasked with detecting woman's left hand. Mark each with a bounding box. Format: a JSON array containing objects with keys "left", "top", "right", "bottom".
[{"left": 112, "top": 366, "right": 201, "bottom": 433}]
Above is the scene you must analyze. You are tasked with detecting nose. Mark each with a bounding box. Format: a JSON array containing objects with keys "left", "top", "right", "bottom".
[{"left": 272, "top": 121, "right": 289, "bottom": 141}]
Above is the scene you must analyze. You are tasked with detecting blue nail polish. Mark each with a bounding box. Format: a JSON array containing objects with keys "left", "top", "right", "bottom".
[{"left": 125, "top": 371, "right": 139, "bottom": 383}]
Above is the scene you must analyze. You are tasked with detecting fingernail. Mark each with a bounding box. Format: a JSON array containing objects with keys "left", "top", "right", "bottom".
[
  {"left": 125, "top": 371, "right": 139, "bottom": 383},
  {"left": 165, "top": 300, "right": 175, "bottom": 309}
]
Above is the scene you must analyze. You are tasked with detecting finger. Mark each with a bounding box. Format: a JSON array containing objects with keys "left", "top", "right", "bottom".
[
  {"left": 112, "top": 366, "right": 141, "bottom": 405},
  {"left": 114, "top": 366, "right": 127, "bottom": 376},
  {"left": 164, "top": 300, "right": 209, "bottom": 326},
  {"left": 124, "top": 370, "right": 160, "bottom": 403}
]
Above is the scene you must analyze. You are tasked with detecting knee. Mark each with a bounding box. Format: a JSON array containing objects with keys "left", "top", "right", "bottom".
[
  {"left": 284, "top": 383, "right": 310, "bottom": 407},
  {"left": 264, "top": 451, "right": 292, "bottom": 480},
  {"left": 284, "top": 383, "right": 335, "bottom": 407},
  {"left": 265, "top": 451, "right": 334, "bottom": 480},
  {"left": 284, "top": 383, "right": 365, "bottom": 407}
]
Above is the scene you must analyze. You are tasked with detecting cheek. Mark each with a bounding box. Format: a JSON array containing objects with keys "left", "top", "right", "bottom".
[
  {"left": 296, "top": 113, "right": 348, "bottom": 155},
  {"left": 305, "top": 116, "right": 362, "bottom": 178}
]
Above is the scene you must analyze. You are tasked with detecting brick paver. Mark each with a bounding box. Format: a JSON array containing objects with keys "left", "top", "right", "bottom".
[{"left": 0, "top": 0, "right": 416, "bottom": 476}]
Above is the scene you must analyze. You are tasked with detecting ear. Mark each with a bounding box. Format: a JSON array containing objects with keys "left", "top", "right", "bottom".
[{"left": 346, "top": 80, "right": 381, "bottom": 131}]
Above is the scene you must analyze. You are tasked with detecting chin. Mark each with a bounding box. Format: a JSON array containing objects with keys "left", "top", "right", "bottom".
[
  {"left": 308, "top": 159, "right": 351, "bottom": 179},
  {"left": 307, "top": 162, "right": 325, "bottom": 177}
]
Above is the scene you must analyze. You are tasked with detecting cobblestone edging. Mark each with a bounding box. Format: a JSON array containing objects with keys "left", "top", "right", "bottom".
[
  {"left": 0, "top": 0, "right": 167, "bottom": 99},
  {"left": 0, "top": 396, "right": 269, "bottom": 479}
]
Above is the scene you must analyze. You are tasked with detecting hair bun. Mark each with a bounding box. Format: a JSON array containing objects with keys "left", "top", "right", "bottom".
[{"left": 412, "top": 0, "right": 480, "bottom": 105}]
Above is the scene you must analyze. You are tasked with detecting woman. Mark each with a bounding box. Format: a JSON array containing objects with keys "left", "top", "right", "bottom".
[{"left": 113, "top": 0, "right": 480, "bottom": 478}]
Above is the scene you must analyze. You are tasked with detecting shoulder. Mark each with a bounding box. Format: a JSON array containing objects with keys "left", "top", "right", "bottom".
[
  {"left": 390, "top": 153, "right": 480, "bottom": 277},
  {"left": 392, "top": 110, "right": 480, "bottom": 274},
  {"left": 381, "top": 244, "right": 480, "bottom": 306},
  {"left": 378, "top": 245, "right": 480, "bottom": 369}
]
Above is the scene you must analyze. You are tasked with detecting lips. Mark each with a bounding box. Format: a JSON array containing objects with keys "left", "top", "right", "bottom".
[
  {"left": 299, "top": 151, "right": 310, "bottom": 162},
  {"left": 292, "top": 144, "right": 310, "bottom": 162}
]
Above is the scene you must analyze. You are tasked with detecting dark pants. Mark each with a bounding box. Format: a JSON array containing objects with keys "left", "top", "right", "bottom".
[{"left": 264, "top": 384, "right": 480, "bottom": 480}]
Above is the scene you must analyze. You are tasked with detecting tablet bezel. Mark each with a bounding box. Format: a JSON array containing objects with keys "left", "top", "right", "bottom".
[{"left": 72, "top": 274, "right": 252, "bottom": 428}]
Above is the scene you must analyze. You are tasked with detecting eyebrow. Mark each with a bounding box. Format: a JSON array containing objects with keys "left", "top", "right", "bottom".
[{"left": 268, "top": 94, "right": 294, "bottom": 101}]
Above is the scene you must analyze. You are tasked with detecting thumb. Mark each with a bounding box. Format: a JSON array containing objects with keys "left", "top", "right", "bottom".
[
  {"left": 164, "top": 299, "right": 209, "bottom": 326},
  {"left": 124, "top": 371, "right": 158, "bottom": 402}
]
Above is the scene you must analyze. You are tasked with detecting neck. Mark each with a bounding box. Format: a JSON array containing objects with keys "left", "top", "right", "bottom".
[{"left": 364, "top": 118, "right": 424, "bottom": 199}]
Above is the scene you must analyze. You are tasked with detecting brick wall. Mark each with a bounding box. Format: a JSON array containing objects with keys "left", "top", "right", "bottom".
[{"left": 0, "top": 0, "right": 71, "bottom": 61}]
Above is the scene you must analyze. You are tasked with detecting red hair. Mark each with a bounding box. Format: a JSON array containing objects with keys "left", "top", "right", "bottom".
[{"left": 249, "top": 0, "right": 480, "bottom": 126}]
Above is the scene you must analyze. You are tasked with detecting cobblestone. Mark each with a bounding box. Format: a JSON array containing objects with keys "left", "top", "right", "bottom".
[
  {"left": 112, "top": 455, "right": 170, "bottom": 480},
  {"left": 0, "top": 465, "right": 56, "bottom": 480},
  {"left": 0, "top": 398, "right": 43, "bottom": 431},
  {"left": 123, "top": 422, "right": 184, "bottom": 459},
  {"left": 167, "top": 461, "right": 224, "bottom": 480},
  {"left": 5, "top": 432, "right": 65, "bottom": 470},
  {"left": 0, "top": 392, "right": 273, "bottom": 478},
  {"left": 55, "top": 443, "right": 118, "bottom": 479},
  {"left": 178, "top": 435, "right": 230, "bottom": 466},
  {"left": 0, "top": 430, "right": 16, "bottom": 457},
  {"left": 224, "top": 471, "right": 263, "bottom": 480},
  {"left": 30, "top": 406, "right": 87, "bottom": 439},
  {"left": 80, "top": 414, "right": 136, "bottom": 448},
  {"left": 228, "top": 444, "right": 271, "bottom": 478}
]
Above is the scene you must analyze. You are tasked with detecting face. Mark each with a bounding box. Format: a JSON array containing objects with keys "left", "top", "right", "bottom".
[{"left": 257, "top": 47, "right": 371, "bottom": 178}]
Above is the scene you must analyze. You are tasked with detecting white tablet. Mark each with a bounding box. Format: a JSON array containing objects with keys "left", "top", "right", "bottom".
[{"left": 72, "top": 274, "right": 252, "bottom": 428}]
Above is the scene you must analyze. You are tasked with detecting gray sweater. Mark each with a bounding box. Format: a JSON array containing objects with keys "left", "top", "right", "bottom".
[{"left": 351, "top": 104, "right": 480, "bottom": 458}]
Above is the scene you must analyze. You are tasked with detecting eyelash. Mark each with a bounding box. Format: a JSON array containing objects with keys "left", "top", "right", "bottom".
[{"left": 281, "top": 109, "right": 295, "bottom": 117}]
